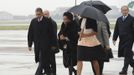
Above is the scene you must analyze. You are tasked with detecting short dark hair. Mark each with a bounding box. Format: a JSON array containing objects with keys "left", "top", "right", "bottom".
[
  {"left": 63, "top": 12, "right": 73, "bottom": 20},
  {"left": 35, "top": 7, "right": 43, "bottom": 13}
]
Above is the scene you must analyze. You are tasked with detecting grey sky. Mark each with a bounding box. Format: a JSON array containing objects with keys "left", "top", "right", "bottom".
[{"left": 0, "top": 0, "right": 132, "bottom": 15}]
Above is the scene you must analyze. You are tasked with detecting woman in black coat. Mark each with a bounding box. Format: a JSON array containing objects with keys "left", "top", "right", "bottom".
[{"left": 58, "top": 12, "right": 79, "bottom": 75}]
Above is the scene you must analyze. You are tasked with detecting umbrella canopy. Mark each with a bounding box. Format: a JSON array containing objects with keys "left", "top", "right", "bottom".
[
  {"left": 81, "top": 1, "right": 111, "bottom": 14},
  {"left": 68, "top": 4, "right": 109, "bottom": 24}
]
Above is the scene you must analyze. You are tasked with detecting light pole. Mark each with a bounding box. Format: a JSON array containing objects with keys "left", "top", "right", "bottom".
[
  {"left": 74, "top": 0, "right": 93, "bottom": 6},
  {"left": 75, "top": 0, "right": 77, "bottom": 6}
]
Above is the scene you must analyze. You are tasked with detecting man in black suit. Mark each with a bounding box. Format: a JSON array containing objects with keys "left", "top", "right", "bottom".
[
  {"left": 28, "top": 8, "right": 58, "bottom": 75},
  {"left": 113, "top": 6, "right": 134, "bottom": 74},
  {"left": 43, "top": 10, "right": 58, "bottom": 75}
]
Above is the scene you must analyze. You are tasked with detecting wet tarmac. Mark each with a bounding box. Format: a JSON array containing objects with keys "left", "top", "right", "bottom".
[{"left": 0, "top": 30, "right": 134, "bottom": 75}]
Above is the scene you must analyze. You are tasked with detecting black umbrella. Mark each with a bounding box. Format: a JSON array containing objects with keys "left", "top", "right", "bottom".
[
  {"left": 81, "top": 1, "right": 111, "bottom": 14},
  {"left": 68, "top": 4, "right": 108, "bottom": 24}
]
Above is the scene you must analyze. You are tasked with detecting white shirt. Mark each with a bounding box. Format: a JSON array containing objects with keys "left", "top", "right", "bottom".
[
  {"left": 38, "top": 16, "right": 43, "bottom": 22},
  {"left": 81, "top": 18, "right": 94, "bottom": 34},
  {"left": 122, "top": 15, "right": 128, "bottom": 21},
  {"left": 78, "top": 18, "right": 101, "bottom": 47}
]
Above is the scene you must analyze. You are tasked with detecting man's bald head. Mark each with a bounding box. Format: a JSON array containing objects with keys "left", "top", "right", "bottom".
[
  {"left": 43, "top": 10, "right": 50, "bottom": 18},
  {"left": 121, "top": 5, "right": 129, "bottom": 16}
]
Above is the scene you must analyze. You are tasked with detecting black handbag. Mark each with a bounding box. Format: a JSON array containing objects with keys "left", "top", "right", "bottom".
[
  {"left": 58, "top": 39, "right": 67, "bottom": 50},
  {"left": 104, "top": 48, "right": 114, "bottom": 62},
  {"left": 52, "top": 47, "right": 59, "bottom": 54}
]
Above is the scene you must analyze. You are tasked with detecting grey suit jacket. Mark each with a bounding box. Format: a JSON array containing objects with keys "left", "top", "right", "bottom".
[{"left": 97, "top": 21, "right": 110, "bottom": 47}]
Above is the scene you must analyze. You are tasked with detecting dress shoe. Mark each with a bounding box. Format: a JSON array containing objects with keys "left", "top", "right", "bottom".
[
  {"left": 119, "top": 70, "right": 127, "bottom": 75},
  {"left": 46, "top": 73, "right": 56, "bottom": 75}
]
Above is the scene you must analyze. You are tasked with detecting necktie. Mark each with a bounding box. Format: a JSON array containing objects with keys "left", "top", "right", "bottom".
[
  {"left": 38, "top": 18, "right": 41, "bottom": 22},
  {"left": 123, "top": 16, "right": 126, "bottom": 21}
]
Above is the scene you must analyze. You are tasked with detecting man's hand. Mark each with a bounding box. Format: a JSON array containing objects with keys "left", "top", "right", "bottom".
[
  {"left": 28, "top": 47, "right": 32, "bottom": 51},
  {"left": 105, "top": 45, "right": 110, "bottom": 50},
  {"left": 51, "top": 46, "right": 57, "bottom": 50},
  {"left": 51, "top": 46, "right": 59, "bottom": 53},
  {"left": 60, "top": 34, "right": 65, "bottom": 40},
  {"left": 113, "top": 40, "right": 116, "bottom": 46}
]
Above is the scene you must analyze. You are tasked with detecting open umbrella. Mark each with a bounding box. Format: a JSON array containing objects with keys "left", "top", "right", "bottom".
[
  {"left": 81, "top": 1, "right": 111, "bottom": 14},
  {"left": 68, "top": 4, "right": 108, "bottom": 24}
]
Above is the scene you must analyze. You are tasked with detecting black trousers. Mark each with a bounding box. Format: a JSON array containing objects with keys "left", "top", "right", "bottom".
[
  {"left": 35, "top": 62, "right": 43, "bottom": 75},
  {"left": 120, "top": 38, "right": 134, "bottom": 72},
  {"left": 50, "top": 53, "right": 57, "bottom": 74},
  {"left": 68, "top": 66, "right": 77, "bottom": 75},
  {"left": 122, "top": 55, "right": 134, "bottom": 72},
  {"left": 35, "top": 52, "right": 54, "bottom": 75},
  {"left": 35, "top": 61, "right": 51, "bottom": 75},
  {"left": 91, "top": 60, "right": 104, "bottom": 75}
]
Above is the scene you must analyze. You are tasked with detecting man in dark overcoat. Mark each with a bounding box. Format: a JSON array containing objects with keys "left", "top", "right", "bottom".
[
  {"left": 43, "top": 10, "right": 58, "bottom": 75},
  {"left": 113, "top": 6, "right": 134, "bottom": 74},
  {"left": 28, "top": 8, "right": 58, "bottom": 75}
]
